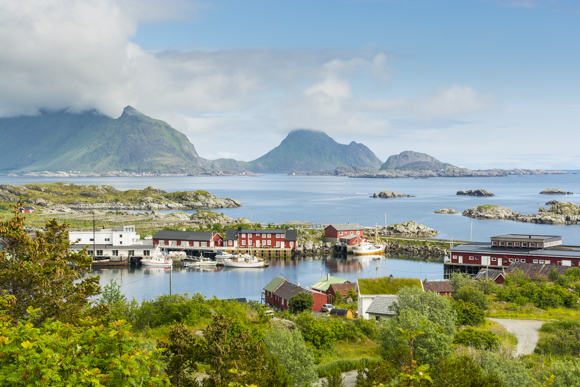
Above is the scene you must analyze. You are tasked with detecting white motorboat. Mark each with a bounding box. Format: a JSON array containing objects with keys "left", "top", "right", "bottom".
[
  {"left": 352, "top": 241, "right": 386, "bottom": 256},
  {"left": 198, "top": 254, "right": 217, "bottom": 267},
  {"left": 223, "top": 255, "right": 265, "bottom": 268},
  {"left": 215, "top": 251, "right": 234, "bottom": 264},
  {"left": 141, "top": 246, "right": 173, "bottom": 267},
  {"left": 182, "top": 258, "right": 200, "bottom": 267}
]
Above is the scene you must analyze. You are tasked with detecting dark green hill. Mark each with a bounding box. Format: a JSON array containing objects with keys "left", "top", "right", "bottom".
[
  {"left": 247, "top": 129, "right": 382, "bottom": 172},
  {"left": 380, "top": 151, "right": 455, "bottom": 171},
  {"left": 0, "top": 106, "right": 209, "bottom": 174}
]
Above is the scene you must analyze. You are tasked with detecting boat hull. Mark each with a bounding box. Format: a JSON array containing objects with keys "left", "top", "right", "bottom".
[
  {"left": 140, "top": 260, "right": 173, "bottom": 268},
  {"left": 223, "top": 261, "right": 265, "bottom": 268}
]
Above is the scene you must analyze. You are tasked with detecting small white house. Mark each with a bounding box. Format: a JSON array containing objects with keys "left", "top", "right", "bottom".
[{"left": 69, "top": 225, "right": 142, "bottom": 246}]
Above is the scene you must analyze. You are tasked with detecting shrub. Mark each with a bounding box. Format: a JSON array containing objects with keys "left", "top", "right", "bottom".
[
  {"left": 454, "top": 327, "right": 500, "bottom": 350},
  {"left": 453, "top": 300, "right": 485, "bottom": 326}
]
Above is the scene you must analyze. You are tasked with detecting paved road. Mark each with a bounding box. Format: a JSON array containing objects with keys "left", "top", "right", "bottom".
[
  {"left": 314, "top": 370, "right": 358, "bottom": 387},
  {"left": 488, "top": 318, "right": 545, "bottom": 355}
]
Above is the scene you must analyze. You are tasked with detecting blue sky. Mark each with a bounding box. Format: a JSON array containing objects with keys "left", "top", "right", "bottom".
[{"left": 0, "top": 0, "right": 578, "bottom": 168}]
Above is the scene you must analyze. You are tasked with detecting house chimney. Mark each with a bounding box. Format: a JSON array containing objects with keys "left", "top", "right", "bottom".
[{"left": 327, "top": 273, "right": 330, "bottom": 280}]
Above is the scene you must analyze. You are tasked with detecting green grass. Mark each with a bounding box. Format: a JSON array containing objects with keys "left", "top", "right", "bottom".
[
  {"left": 486, "top": 302, "right": 580, "bottom": 321},
  {"left": 358, "top": 277, "right": 421, "bottom": 295}
]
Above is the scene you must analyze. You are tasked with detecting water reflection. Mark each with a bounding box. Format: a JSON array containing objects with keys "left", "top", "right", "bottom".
[{"left": 90, "top": 254, "right": 444, "bottom": 303}]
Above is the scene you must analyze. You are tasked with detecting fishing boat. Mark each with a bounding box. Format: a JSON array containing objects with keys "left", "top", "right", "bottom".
[
  {"left": 352, "top": 225, "right": 385, "bottom": 256},
  {"left": 141, "top": 246, "right": 173, "bottom": 267},
  {"left": 198, "top": 254, "right": 217, "bottom": 267},
  {"left": 223, "top": 255, "right": 265, "bottom": 268},
  {"left": 215, "top": 251, "right": 234, "bottom": 264}
]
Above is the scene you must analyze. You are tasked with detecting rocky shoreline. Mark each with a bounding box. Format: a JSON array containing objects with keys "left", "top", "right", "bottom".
[{"left": 462, "top": 200, "right": 580, "bottom": 225}]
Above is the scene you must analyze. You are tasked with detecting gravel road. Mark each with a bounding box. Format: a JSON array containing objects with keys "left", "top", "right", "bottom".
[{"left": 488, "top": 318, "right": 545, "bottom": 355}]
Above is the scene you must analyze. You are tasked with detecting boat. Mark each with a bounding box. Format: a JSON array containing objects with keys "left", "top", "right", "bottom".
[
  {"left": 182, "top": 257, "right": 201, "bottom": 267},
  {"left": 353, "top": 225, "right": 385, "bottom": 256},
  {"left": 223, "top": 255, "right": 265, "bottom": 268},
  {"left": 215, "top": 251, "right": 234, "bottom": 264},
  {"left": 352, "top": 241, "right": 386, "bottom": 256},
  {"left": 198, "top": 254, "right": 217, "bottom": 267},
  {"left": 140, "top": 246, "right": 173, "bottom": 267}
]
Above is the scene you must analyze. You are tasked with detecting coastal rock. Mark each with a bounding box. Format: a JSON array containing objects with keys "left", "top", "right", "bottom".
[
  {"left": 371, "top": 191, "right": 415, "bottom": 199},
  {"left": 377, "top": 221, "right": 438, "bottom": 237},
  {"left": 434, "top": 208, "right": 458, "bottom": 214},
  {"left": 462, "top": 205, "right": 515, "bottom": 220},
  {"left": 456, "top": 189, "right": 495, "bottom": 197},
  {"left": 189, "top": 211, "right": 247, "bottom": 227},
  {"left": 463, "top": 201, "right": 580, "bottom": 225},
  {"left": 540, "top": 188, "right": 572, "bottom": 195}
]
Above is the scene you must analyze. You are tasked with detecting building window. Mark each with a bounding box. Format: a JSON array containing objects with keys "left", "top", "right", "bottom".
[
  {"left": 119, "top": 234, "right": 123, "bottom": 238},
  {"left": 539, "top": 260, "right": 544, "bottom": 264},
  {"left": 128, "top": 250, "right": 134, "bottom": 256},
  {"left": 452, "top": 255, "right": 457, "bottom": 259},
  {"left": 499, "top": 241, "right": 504, "bottom": 246},
  {"left": 242, "top": 240, "right": 246, "bottom": 246},
  {"left": 545, "top": 260, "right": 550, "bottom": 264},
  {"left": 509, "top": 258, "right": 514, "bottom": 262},
  {"left": 112, "top": 250, "right": 118, "bottom": 256},
  {"left": 492, "top": 241, "right": 498, "bottom": 246},
  {"left": 88, "top": 250, "right": 93, "bottom": 255},
  {"left": 533, "top": 260, "right": 538, "bottom": 263},
  {"left": 96, "top": 250, "right": 103, "bottom": 256},
  {"left": 90, "top": 238, "right": 94, "bottom": 242},
  {"left": 105, "top": 238, "right": 110, "bottom": 242},
  {"left": 469, "top": 256, "right": 474, "bottom": 260},
  {"left": 507, "top": 242, "right": 512, "bottom": 247},
  {"left": 119, "top": 241, "right": 123, "bottom": 245},
  {"left": 530, "top": 243, "right": 535, "bottom": 248},
  {"left": 514, "top": 242, "right": 520, "bottom": 247},
  {"left": 144, "top": 250, "right": 150, "bottom": 256},
  {"left": 267, "top": 234, "right": 271, "bottom": 238},
  {"left": 522, "top": 242, "right": 527, "bottom": 247},
  {"left": 537, "top": 243, "right": 543, "bottom": 248},
  {"left": 492, "top": 257, "right": 497, "bottom": 261},
  {"left": 276, "top": 241, "right": 280, "bottom": 247}
]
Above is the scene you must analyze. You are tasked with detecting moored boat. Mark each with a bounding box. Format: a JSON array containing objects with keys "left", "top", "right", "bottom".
[
  {"left": 140, "top": 246, "right": 173, "bottom": 267},
  {"left": 352, "top": 241, "right": 386, "bottom": 256},
  {"left": 223, "top": 255, "right": 265, "bottom": 268}
]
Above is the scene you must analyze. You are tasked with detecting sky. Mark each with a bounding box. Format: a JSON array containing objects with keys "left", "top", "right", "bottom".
[{"left": 0, "top": 0, "right": 579, "bottom": 169}]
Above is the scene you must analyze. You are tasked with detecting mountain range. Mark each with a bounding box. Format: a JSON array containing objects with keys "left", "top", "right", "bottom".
[{"left": 0, "top": 106, "right": 453, "bottom": 175}]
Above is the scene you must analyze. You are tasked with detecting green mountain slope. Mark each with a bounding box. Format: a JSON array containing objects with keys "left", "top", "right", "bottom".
[
  {"left": 247, "top": 129, "right": 383, "bottom": 173},
  {"left": 0, "top": 107, "right": 209, "bottom": 174},
  {"left": 380, "top": 151, "right": 455, "bottom": 171}
]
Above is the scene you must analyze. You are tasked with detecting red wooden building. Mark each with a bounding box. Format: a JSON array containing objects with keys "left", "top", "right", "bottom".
[
  {"left": 19, "top": 206, "right": 35, "bottom": 214},
  {"left": 153, "top": 230, "right": 223, "bottom": 250},
  {"left": 446, "top": 234, "right": 580, "bottom": 277},
  {"left": 324, "top": 224, "right": 365, "bottom": 245},
  {"left": 225, "top": 229, "right": 298, "bottom": 249},
  {"left": 263, "top": 275, "right": 327, "bottom": 312}
]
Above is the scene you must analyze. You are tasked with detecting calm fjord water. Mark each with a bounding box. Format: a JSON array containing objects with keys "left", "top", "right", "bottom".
[{"left": 4, "top": 173, "right": 580, "bottom": 301}]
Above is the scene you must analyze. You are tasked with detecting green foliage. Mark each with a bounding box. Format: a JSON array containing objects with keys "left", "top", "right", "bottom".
[
  {"left": 0, "top": 301, "right": 168, "bottom": 386},
  {"left": 131, "top": 293, "right": 211, "bottom": 330},
  {"left": 355, "top": 360, "right": 399, "bottom": 387},
  {"left": 295, "top": 312, "right": 337, "bottom": 350},
  {"left": 317, "top": 357, "right": 381, "bottom": 378},
  {"left": 454, "top": 285, "right": 488, "bottom": 310},
  {"left": 430, "top": 356, "right": 504, "bottom": 387},
  {"left": 321, "top": 368, "right": 345, "bottom": 387},
  {"left": 347, "top": 288, "right": 358, "bottom": 301},
  {"left": 264, "top": 325, "right": 318, "bottom": 387},
  {"left": 0, "top": 203, "right": 100, "bottom": 324},
  {"left": 358, "top": 277, "right": 422, "bottom": 295},
  {"left": 535, "top": 320, "right": 580, "bottom": 357},
  {"left": 453, "top": 300, "right": 485, "bottom": 326},
  {"left": 449, "top": 271, "right": 473, "bottom": 292},
  {"left": 545, "top": 358, "right": 580, "bottom": 387},
  {"left": 475, "top": 351, "right": 536, "bottom": 387},
  {"left": 289, "top": 292, "right": 315, "bottom": 314},
  {"left": 454, "top": 327, "right": 500, "bottom": 350},
  {"left": 161, "top": 314, "right": 282, "bottom": 387}
]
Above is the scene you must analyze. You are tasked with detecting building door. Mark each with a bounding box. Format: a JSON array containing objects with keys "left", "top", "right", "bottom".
[
  {"left": 498, "top": 258, "right": 502, "bottom": 266},
  {"left": 481, "top": 256, "right": 490, "bottom": 266},
  {"left": 458, "top": 256, "right": 463, "bottom": 264}
]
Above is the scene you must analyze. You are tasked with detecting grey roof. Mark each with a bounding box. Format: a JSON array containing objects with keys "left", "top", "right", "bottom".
[
  {"left": 273, "top": 281, "right": 306, "bottom": 301},
  {"left": 285, "top": 229, "right": 298, "bottom": 241},
  {"left": 422, "top": 280, "right": 454, "bottom": 293},
  {"left": 492, "top": 234, "right": 562, "bottom": 242},
  {"left": 225, "top": 229, "right": 239, "bottom": 241},
  {"left": 153, "top": 230, "right": 218, "bottom": 241},
  {"left": 450, "top": 242, "right": 580, "bottom": 259},
  {"left": 474, "top": 268, "right": 504, "bottom": 281},
  {"left": 326, "top": 224, "right": 364, "bottom": 231},
  {"left": 366, "top": 295, "right": 398, "bottom": 316},
  {"left": 71, "top": 243, "right": 155, "bottom": 251}
]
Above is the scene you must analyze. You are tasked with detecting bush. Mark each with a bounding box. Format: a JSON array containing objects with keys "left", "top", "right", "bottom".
[
  {"left": 454, "top": 285, "right": 488, "bottom": 310},
  {"left": 454, "top": 327, "right": 500, "bottom": 350},
  {"left": 296, "top": 312, "right": 337, "bottom": 350},
  {"left": 453, "top": 300, "right": 485, "bottom": 326},
  {"left": 317, "top": 357, "right": 380, "bottom": 378}
]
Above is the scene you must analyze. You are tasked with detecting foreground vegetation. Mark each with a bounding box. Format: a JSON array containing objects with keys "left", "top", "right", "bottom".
[{"left": 2, "top": 205, "right": 580, "bottom": 386}]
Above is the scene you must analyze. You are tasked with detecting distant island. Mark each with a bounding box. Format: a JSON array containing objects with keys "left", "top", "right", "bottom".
[{"left": 0, "top": 107, "right": 568, "bottom": 177}]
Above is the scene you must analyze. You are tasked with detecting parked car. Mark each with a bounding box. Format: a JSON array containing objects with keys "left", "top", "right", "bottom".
[{"left": 321, "top": 304, "right": 334, "bottom": 312}]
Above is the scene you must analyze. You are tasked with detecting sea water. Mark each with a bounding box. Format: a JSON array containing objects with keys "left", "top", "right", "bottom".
[{"left": 3, "top": 173, "right": 580, "bottom": 301}]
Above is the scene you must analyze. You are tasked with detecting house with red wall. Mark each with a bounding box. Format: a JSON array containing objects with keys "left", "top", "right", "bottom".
[
  {"left": 445, "top": 234, "right": 580, "bottom": 277},
  {"left": 19, "top": 206, "right": 35, "bottom": 214},
  {"left": 263, "top": 275, "right": 327, "bottom": 312},
  {"left": 153, "top": 230, "right": 223, "bottom": 251},
  {"left": 324, "top": 224, "right": 365, "bottom": 244},
  {"left": 226, "top": 229, "right": 298, "bottom": 249}
]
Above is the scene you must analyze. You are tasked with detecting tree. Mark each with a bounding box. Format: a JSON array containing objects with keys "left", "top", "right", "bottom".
[
  {"left": 453, "top": 300, "right": 485, "bottom": 326},
  {"left": 0, "top": 296, "right": 168, "bottom": 386},
  {"left": 454, "top": 285, "right": 487, "bottom": 310},
  {"left": 264, "top": 324, "right": 318, "bottom": 387},
  {"left": 450, "top": 272, "right": 473, "bottom": 292},
  {"left": 0, "top": 203, "right": 100, "bottom": 324},
  {"left": 289, "top": 292, "right": 314, "bottom": 313}
]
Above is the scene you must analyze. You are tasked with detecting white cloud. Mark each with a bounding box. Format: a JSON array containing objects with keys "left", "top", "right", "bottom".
[{"left": 412, "top": 84, "right": 491, "bottom": 119}]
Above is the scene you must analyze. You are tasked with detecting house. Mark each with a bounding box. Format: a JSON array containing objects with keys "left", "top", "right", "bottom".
[
  {"left": 327, "top": 282, "right": 358, "bottom": 303},
  {"left": 153, "top": 230, "right": 223, "bottom": 250},
  {"left": 225, "top": 229, "right": 299, "bottom": 249},
  {"left": 69, "top": 225, "right": 153, "bottom": 263},
  {"left": 365, "top": 296, "right": 399, "bottom": 321},
  {"left": 474, "top": 268, "right": 505, "bottom": 284},
  {"left": 324, "top": 224, "right": 365, "bottom": 244},
  {"left": 357, "top": 277, "right": 422, "bottom": 319},
  {"left": 19, "top": 206, "right": 35, "bottom": 213},
  {"left": 446, "top": 234, "right": 580, "bottom": 277},
  {"left": 422, "top": 280, "right": 454, "bottom": 296},
  {"left": 311, "top": 274, "right": 349, "bottom": 293},
  {"left": 330, "top": 308, "right": 354, "bottom": 319},
  {"left": 264, "top": 277, "right": 327, "bottom": 312}
]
